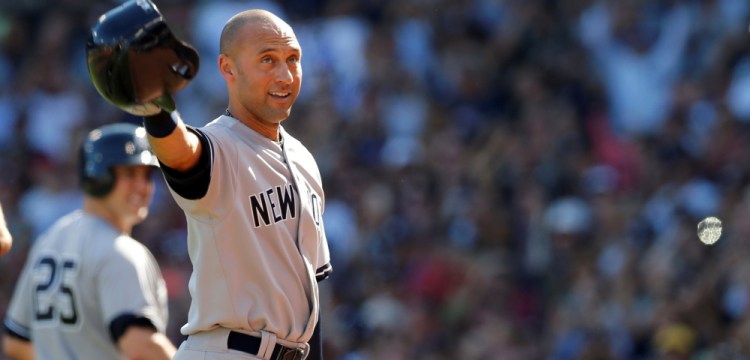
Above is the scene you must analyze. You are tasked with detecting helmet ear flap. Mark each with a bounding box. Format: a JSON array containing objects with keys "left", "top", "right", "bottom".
[
  {"left": 79, "top": 142, "right": 115, "bottom": 198},
  {"left": 81, "top": 169, "right": 115, "bottom": 198}
]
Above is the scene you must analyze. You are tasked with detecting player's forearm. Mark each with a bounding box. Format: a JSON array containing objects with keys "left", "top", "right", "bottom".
[
  {"left": 118, "top": 327, "right": 176, "bottom": 360},
  {"left": 144, "top": 111, "right": 202, "bottom": 172},
  {"left": 2, "top": 336, "right": 35, "bottom": 360}
]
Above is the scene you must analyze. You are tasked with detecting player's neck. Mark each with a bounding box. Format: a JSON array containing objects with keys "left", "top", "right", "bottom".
[
  {"left": 247, "top": 121, "right": 280, "bottom": 141},
  {"left": 83, "top": 199, "right": 133, "bottom": 234},
  {"left": 225, "top": 108, "right": 281, "bottom": 141}
]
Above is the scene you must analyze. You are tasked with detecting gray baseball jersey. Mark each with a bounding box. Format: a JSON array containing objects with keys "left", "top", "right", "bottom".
[
  {"left": 3, "top": 210, "right": 169, "bottom": 359},
  {"left": 166, "top": 115, "right": 331, "bottom": 343}
]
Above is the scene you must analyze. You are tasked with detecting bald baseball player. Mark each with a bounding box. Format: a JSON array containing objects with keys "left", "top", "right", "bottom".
[
  {"left": 2, "top": 123, "right": 176, "bottom": 360},
  {"left": 0, "top": 202, "right": 12, "bottom": 256},
  {"left": 140, "top": 9, "right": 331, "bottom": 360}
]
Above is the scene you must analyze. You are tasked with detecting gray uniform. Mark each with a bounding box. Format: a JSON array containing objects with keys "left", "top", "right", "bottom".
[
  {"left": 4, "top": 210, "right": 169, "bottom": 359},
  {"left": 169, "top": 115, "right": 331, "bottom": 344}
]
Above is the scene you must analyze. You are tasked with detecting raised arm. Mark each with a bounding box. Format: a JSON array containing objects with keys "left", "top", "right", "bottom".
[{"left": 143, "top": 110, "right": 203, "bottom": 173}]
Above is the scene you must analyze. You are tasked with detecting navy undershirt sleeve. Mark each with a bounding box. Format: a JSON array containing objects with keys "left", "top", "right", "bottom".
[{"left": 159, "top": 126, "right": 212, "bottom": 200}]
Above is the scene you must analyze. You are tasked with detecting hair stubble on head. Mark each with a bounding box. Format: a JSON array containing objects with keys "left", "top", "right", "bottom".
[{"left": 219, "top": 9, "right": 288, "bottom": 56}]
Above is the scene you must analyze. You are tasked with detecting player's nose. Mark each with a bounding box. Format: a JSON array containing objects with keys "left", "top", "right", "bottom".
[{"left": 274, "top": 63, "right": 294, "bottom": 85}]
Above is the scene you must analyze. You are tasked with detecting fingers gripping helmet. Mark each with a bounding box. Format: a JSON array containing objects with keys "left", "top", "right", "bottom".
[
  {"left": 80, "top": 123, "right": 159, "bottom": 198},
  {"left": 86, "top": 0, "right": 199, "bottom": 115}
]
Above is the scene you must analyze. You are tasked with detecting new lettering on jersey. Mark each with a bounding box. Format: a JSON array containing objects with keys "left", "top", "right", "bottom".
[
  {"left": 249, "top": 184, "right": 297, "bottom": 227},
  {"left": 165, "top": 115, "right": 331, "bottom": 342}
]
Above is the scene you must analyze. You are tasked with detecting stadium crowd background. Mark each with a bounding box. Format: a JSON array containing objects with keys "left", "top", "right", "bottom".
[{"left": 2, "top": 0, "right": 750, "bottom": 358}]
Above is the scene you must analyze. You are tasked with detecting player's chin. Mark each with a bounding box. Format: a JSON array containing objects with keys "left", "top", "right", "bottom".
[{"left": 264, "top": 110, "right": 292, "bottom": 124}]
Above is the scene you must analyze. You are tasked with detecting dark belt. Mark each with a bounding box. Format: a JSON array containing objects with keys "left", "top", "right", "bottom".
[{"left": 227, "top": 331, "right": 306, "bottom": 360}]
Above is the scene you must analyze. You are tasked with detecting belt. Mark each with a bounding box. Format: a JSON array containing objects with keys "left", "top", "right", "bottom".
[{"left": 227, "top": 331, "right": 307, "bottom": 360}]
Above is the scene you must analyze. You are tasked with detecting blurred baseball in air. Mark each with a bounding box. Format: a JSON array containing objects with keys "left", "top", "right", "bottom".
[{"left": 697, "top": 216, "right": 722, "bottom": 245}]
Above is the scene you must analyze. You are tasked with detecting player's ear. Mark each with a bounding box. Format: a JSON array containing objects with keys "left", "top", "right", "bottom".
[{"left": 218, "top": 54, "right": 235, "bottom": 79}]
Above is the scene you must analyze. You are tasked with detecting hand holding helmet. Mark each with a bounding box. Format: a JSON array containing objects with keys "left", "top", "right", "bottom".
[{"left": 86, "top": 0, "right": 199, "bottom": 116}]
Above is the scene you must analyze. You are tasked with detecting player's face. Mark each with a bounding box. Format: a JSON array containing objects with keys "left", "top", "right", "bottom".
[
  {"left": 232, "top": 22, "right": 302, "bottom": 125},
  {"left": 103, "top": 165, "right": 154, "bottom": 228}
]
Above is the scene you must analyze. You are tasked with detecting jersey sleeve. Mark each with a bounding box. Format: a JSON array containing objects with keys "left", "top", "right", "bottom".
[
  {"left": 162, "top": 125, "right": 236, "bottom": 220},
  {"left": 96, "top": 237, "right": 168, "bottom": 336},
  {"left": 3, "top": 258, "right": 36, "bottom": 341}
]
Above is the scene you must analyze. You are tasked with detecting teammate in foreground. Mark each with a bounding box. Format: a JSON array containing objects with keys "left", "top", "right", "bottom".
[
  {"left": 2, "top": 123, "right": 176, "bottom": 360},
  {"left": 0, "top": 202, "right": 12, "bottom": 256},
  {"left": 144, "top": 9, "right": 331, "bottom": 360}
]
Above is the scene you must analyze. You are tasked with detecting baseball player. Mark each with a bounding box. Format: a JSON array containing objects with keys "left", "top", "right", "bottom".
[
  {"left": 2, "top": 123, "right": 176, "bottom": 360},
  {"left": 0, "top": 202, "right": 12, "bottom": 256},
  {"left": 86, "top": 2, "right": 332, "bottom": 359}
]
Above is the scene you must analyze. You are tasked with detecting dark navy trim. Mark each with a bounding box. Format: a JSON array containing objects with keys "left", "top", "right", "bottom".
[
  {"left": 160, "top": 126, "right": 212, "bottom": 200},
  {"left": 315, "top": 263, "right": 332, "bottom": 282},
  {"left": 3, "top": 319, "right": 31, "bottom": 342}
]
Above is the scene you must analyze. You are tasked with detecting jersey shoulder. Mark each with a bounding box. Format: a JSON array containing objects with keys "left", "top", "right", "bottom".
[
  {"left": 110, "top": 234, "right": 155, "bottom": 264},
  {"left": 30, "top": 211, "right": 110, "bottom": 255},
  {"left": 200, "top": 114, "right": 237, "bottom": 137},
  {"left": 32, "top": 211, "right": 151, "bottom": 269}
]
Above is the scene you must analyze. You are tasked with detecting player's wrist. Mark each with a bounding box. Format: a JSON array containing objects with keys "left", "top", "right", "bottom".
[{"left": 143, "top": 110, "right": 182, "bottom": 138}]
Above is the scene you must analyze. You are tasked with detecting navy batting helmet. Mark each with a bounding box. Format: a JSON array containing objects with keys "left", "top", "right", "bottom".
[
  {"left": 86, "top": 0, "right": 199, "bottom": 115},
  {"left": 80, "top": 123, "right": 159, "bottom": 198}
]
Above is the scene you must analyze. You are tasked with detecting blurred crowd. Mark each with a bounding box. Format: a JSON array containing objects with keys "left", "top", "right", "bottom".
[{"left": 2, "top": 0, "right": 750, "bottom": 358}]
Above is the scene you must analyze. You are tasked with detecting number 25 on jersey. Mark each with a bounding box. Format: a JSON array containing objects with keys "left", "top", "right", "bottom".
[{"left": 32, "top": 254, "right": 81, "bottom": 329}]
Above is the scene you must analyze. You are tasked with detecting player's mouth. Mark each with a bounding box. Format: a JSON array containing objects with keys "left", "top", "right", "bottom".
[{"left": 269, "top": 91, "right": 291, "bottom": 99}]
